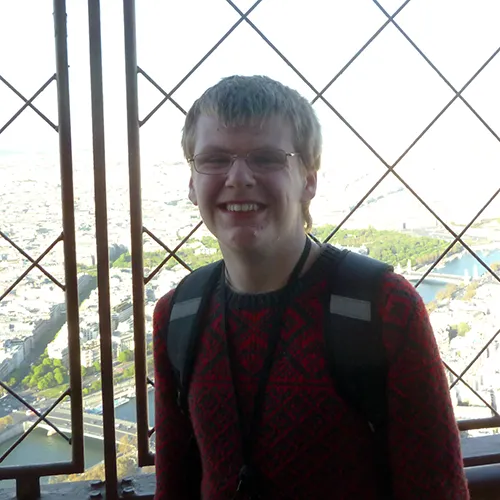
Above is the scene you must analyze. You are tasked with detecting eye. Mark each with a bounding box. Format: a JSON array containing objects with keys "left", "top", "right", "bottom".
[
  {"left": 250, "top": 150, "right": 286, "bottom": 166},
  {"left": 195, "top": 153, "right": 231, "bottom": 173},
  {"left": 204, "top": 155, "right": 229, "bottom": 164}
]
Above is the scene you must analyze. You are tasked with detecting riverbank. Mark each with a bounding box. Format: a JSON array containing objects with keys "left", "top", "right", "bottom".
[
  {"left": 415, "top": 244, "right": 500, "bottom": 273},
  {"left": 0, "top": 423, "right": 23, "bottom": 447}
]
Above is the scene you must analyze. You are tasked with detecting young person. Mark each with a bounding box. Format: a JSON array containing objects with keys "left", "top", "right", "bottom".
[{"left": 153, "top": 75, "right": 469, "bottom": 499}]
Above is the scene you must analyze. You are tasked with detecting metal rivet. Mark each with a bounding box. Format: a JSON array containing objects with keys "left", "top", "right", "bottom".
[
  {"left": 90, "top": 480, "right": 104, "bottom": 489},
  {"left": 121, "top": 476, "right": 133, "bottom": 485},
  {"left": 89, "top": 491, "right": 102, "bottom": 498},
  {"left": 122, "top": 486, "right": 135, "bottom": 495}
]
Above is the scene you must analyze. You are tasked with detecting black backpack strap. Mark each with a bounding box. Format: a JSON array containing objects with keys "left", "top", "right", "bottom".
[
  {"left": 165, "top": 260, "right": 223, "bottom": 414},
  {"left": 323, "top": 246, "right": 393, "bottom": 499}
]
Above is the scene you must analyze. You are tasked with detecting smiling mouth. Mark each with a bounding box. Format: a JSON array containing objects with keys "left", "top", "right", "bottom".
[{"left": 220, "top": 203, "right": 265, "bottom": 212}]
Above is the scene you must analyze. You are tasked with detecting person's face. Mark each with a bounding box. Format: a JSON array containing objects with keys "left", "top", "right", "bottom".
[{"left": 188, "top": 115, "right": 317, "bottom": 254}]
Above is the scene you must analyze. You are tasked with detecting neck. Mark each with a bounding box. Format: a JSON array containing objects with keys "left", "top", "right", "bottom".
[{"left": 221, "top": 234, "right": 320, "bottom": 294}]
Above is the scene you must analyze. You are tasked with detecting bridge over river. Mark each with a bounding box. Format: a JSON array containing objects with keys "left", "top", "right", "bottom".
[
  {"left": 401, "top": 271, "right": 467, "bottom": 285},
  {"left": 23, "top": 408, "right": 137, "bottom": 443},
  {"left": 397, "top": 259, "right": 480, "bottom": 285}
]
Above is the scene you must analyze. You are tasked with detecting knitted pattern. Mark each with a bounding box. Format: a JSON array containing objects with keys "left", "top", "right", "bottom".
[{"left": 153, "top": 247, "right": 469, "bottom": 499}]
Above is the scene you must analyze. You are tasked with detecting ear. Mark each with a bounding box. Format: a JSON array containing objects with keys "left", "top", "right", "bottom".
[
  {"left": 188, "top": 176, "right": 198, "bottom": 206},
  {"left": 301, "top": 170, "right": 317, "bottom": 203}
]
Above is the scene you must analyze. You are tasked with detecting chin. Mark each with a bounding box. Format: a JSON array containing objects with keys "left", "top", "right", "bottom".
[{"left": 221, "top": 228, "right": 269, "bottom": 253}]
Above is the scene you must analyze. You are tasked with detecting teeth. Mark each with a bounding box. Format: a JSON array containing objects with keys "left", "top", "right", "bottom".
[{"left": 226, "top": 203, "right": 259, "bottom": 212}]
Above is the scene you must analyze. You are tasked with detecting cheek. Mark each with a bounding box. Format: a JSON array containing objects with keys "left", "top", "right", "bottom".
[{"left": 195, "top": 179, "right": 221, "bottom": 209}]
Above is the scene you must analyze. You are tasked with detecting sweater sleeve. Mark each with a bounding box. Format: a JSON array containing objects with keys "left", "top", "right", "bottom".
[
  {"left": 380, "top": 273, "right": 469, "bottom": 499},
  {"left": 153, "top": 291, "right": 194, "bottom": 500}
]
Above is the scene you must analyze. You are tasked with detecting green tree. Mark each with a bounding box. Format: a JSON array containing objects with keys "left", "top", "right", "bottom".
[
  {"left": 435, "top": 284, "right": 460, "bottom": 302},
  {"left": 463, "top": 282, "right": 479, "bottom": 301},
  {"left": 91, "top": 380, "right": 102, "bottom": 392},
  {"left": 33, "top": 365, "right": 45, "bottom": 377},
  {"left": 37, "top": 379, "right": 49, "bottom": 390},
  {"left": 118, "top": 350, "right": 133, "bottom": 363},
  {"left": 0, "top": 415, "right": 13, "bottom": 431},
  {"left": 54, "top": 369, "right": 65, "bottom": 385},
  {"left": 28, "top": 376, "right": 40, "bottom": 389},
  {"left": 457, "top": 322, "right": 471, "bottom": 337},
  {"left": 44, "top": 372, "right": 56, "bottom": 387}
]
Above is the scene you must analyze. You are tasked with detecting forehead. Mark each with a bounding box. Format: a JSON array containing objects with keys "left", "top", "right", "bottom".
[{"left": 193, "top": 114, "right": 295, "bottom": 154}]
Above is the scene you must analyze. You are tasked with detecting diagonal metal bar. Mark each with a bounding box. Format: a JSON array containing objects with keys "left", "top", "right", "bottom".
[
  {"left": 449, "top": 327, "right": 500, "bottom": 391},
  {"left": 314, "top": 62, "right": 500, "bottom": 288},
  {"left": 224, "top": 0, "right": 412, "bottom": 170},
  {"left": 143, "top": 226, "right": 193, "bottom": 283},
  {"left": 372, "top": 0, "right": 500, "bottom": 143},
  {"left": 414, "top": 188, "right": 500, "bottom": 288},
  {"left": 225, "top": 0, "right": 500, "bottom": 272},
  {"left": 0, "top": 74, "right": 58, "bottom": 134},
  {"left": 444, "top": 362, "right": 500, "bottom": 418},
  {"left": 321, "top": 93, "right": 460, "bottom": 244},
  {"left": 239, "top": 9, "right": 500, "bottom": 291},
  {"left": 0, "top": 389, "right": 71, "bottom": 464},
  {"left": 382, "top": 175, "right": 500, "bottom": 287},
  {"left": 0, "top": 230, "right": 65, "bottom": 290},
  {"left": 320, "top": 47, "right": 499, "bottom": 244},
  {"left": 0, "top": 233, "right": 64, "bottom": 301},
  {"left": 0, "top": 381, "right": 70, "bottom": 446},
  {"left": 312, "top": 0, "right": 413, "bottom": 104},
  {"left": 228, "top": 0, "right": 500, "bottom": 174},
  {"left": 137, "top": 67, "right": 187, "bottom": 115},
  {"left": 140, "top": 0, "right": 264, "bottom": 126},
  {"left": 144, "top": 222, "right": 203, "bottom": 283},
  {"left": 230, "top": 0, "right": 500, "bottom": 314}
]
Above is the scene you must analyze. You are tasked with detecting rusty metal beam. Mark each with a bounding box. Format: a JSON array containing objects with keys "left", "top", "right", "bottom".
[
  {"left": 54, "top": 0, "right": 84, "bottom": 473},
  {"left": 123, "top": 0, "right": 150, "bottom": 467},
  {"left": 459, "top": 417, "right": 500, "bottom": 431},
  {"left": 16, "top": 476, "right": 41, "bottom": 500},
  {"left": 88, "top": 0, "right": 118, "bottom": 497}
]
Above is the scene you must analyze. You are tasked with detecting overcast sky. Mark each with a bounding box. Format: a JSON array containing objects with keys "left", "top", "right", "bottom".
[{"left": 1, "top": 0, "right": 499, "bottom": 218}]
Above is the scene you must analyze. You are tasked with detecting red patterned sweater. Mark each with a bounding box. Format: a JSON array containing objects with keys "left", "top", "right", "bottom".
[{"left": 153, "top": 247, "right": 469, "bottom": 499}]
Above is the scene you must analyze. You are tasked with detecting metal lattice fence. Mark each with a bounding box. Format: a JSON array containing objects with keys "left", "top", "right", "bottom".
[{"left": 1, "top": 0, "right": 499, "bottom": 498}]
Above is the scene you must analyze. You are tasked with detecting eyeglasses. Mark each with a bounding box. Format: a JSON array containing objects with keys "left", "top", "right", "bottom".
[{"left": 188, "top": 149, "right": 300, "bottom": 175}]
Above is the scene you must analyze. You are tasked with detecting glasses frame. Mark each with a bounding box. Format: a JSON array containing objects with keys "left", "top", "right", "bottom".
[{"left": 188, "top": 148, "right": 301, "bottom": 175}]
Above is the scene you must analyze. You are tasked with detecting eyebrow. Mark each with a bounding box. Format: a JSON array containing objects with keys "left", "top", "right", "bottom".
[{"left": 196, "top": 145, "right": 285, "bottom": 154}]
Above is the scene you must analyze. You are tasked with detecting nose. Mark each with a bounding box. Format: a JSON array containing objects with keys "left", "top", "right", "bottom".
[{"left": 224, "top": 157, "right": 256, "bottom": 188}]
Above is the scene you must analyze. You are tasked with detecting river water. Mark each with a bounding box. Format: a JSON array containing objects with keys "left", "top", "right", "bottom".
[
  {"left": 1, "top": 248, "right": 499, "bottom": 482},
  {"left": 415, "top": 248, "right": 500, "bottom": 303}
]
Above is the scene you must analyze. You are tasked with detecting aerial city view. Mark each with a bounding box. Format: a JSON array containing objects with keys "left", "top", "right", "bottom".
[{"left": 1, "top": 0, "right": 500, "bottom": 488}]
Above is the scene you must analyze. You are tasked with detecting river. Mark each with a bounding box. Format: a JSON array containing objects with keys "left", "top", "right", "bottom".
[
  {"left": 414, "top": 248, "right": 500, "bottom": 303},
  {"left": 1, "top": 248, "right": 499, "bottom": 483}
]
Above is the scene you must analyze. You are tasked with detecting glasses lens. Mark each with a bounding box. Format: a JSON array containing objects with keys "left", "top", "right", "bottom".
[
  {"left": 195, "top": 153, "right": 231, "bottom": 174},
  {"left": 248, "top": 149, "right": 287, "bottom": 171}
]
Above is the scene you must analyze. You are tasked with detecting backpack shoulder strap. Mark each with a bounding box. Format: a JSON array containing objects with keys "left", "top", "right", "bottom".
[
  {"left": 164, "top": 260, "right": 223, "bottom": 413},
  {"left": 323, "top": 245, "right": 393, "bottom": 498}
]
